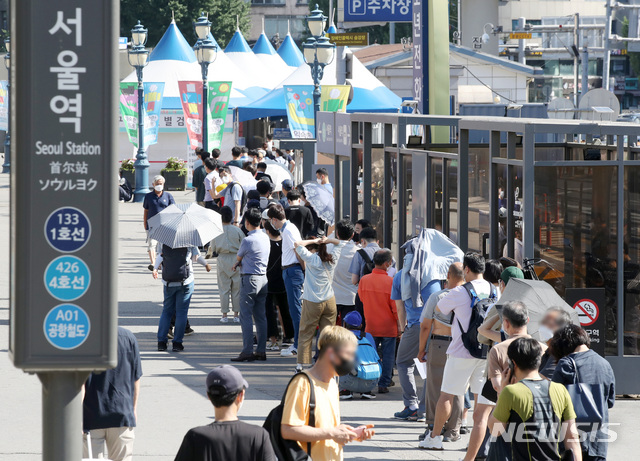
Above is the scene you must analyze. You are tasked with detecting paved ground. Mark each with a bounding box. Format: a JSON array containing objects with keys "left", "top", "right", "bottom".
[{"left": 0, "top": 173, "right": 638, "bottom": 460}]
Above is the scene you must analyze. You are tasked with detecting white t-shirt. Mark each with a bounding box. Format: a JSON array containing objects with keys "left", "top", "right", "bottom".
[
  {"left": 437, "top": 279, "right": 492, "bottom": 359},
  {"left": 281, "top": 221, "right": 302, "bottom": 266},
  {"left": 330, "top": 240, "right": 358, "bottom": 305}
]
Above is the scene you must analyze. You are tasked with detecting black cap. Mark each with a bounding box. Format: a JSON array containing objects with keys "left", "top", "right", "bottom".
[{"left": 206, "top": 365, "right": 249, "bottom": 395}]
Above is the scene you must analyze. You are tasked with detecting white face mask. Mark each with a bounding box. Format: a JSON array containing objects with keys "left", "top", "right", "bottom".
[
  {"left": 538, "top": 325, "right": 554, "bottom": 342},
  {"left": 154, "top": 184, "right": 164, "bottom": 192},
  {"left": 316, "top": 178, "right": 323, "bottom": 184},
  {"left": 221, "top": 176, "right": 231, "bottom": 184}
]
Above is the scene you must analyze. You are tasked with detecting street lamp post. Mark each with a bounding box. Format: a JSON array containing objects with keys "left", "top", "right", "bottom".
[
  {"left": 128, "top": 21, "right": 150, "bottom": 203},
  {"left": 2, "top": 38, "right": 10, "bottom": 174},
  {"left": 303, "top": 6, "right": 335, "bottom": 134},
  {"left": 194, "top": 13, "right": 217, "bottom": 152}
]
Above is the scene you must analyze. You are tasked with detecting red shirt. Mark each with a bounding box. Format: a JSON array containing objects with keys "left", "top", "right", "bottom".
[{"left": 357, "top": 268, "right": 398, "bottom": 337}]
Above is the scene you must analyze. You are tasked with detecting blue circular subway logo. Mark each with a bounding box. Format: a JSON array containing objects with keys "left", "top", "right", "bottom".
[
  {"left": 44, "top": 256, "right": 91, "bottom": 301},
  {"left": 43, "top": 304, "right": 91, "bottom": 350},
  {"left": 44, "top": 207, "right": 91, "bottom": 253}
]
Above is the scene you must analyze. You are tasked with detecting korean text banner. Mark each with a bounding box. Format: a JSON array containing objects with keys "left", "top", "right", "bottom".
[
  {"left": 284, "top": 85, "right": 315, "bottom": 139},
  {"left": 320, "top": 85, "right": 350, "bottom": 113},
  {"left": 119, "top": 82, "right": 165, "bottom": 148},
  {"left": 0, "top": 80, "right": 8, "bottom": 132},
  {"left": 344, "top": 0, "right": 411, "bottom": 22},
  {"left": 207, "top": 81, "right": 232, "bottom": 150},
  {"left": 178, "top": 81, "right": 204, "bottom": 149},
  {"left": 119, "top": 82, "right": 138, "bottom": 147}
]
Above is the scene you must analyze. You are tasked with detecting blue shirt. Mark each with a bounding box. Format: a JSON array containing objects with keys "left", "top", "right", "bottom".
[
  {"left": 391, "top": 273, "right": 441, "bottom": 327},
  {"left": 237, "top": 229, "right": 270, "bottom": 275},
  {"left": 143, "top": 190, "right": 175, "bottom": 229},
  {"left": 83, "top": 327, "right": 142, "bottom": 430}
]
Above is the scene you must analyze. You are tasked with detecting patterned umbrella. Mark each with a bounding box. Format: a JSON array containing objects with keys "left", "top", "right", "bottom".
[
  {"left": 302, "top": 181, "right": 335, "bottom": 226},
  {"left": 147, "top": 203, "right": 223, "bottom": 248}
]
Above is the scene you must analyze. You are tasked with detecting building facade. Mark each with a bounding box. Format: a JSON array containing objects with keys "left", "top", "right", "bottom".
[{"left": 247, "top": 0, "right": 309, "bottom": 43}]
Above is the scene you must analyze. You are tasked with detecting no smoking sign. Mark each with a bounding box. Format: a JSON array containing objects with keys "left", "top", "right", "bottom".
[{"left": 573, "top": 298, "right": 599, "bottom": 327}]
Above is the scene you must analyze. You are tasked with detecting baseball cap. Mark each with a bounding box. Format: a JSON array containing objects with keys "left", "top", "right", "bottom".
[
  {"left": 500, "top": 266, "right": 524, "bottom": 285},
  {"left": 261, "top": 209, "right": 270, "bottom": 220},
  {"left": 206, "top": 365, "right": 248, "bottom": 395},
  {"left": 343, "top": 311, "right": 363, "bottom": 329},
  {"left": 282, "top": 179, "right": 293, "bottom": 191}
]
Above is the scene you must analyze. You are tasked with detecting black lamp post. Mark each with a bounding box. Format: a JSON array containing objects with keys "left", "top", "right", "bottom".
[{"left": 193, "top": 13, "right": 217, "bottom": 152}]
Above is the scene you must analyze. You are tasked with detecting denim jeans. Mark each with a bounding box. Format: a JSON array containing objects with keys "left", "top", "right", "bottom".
[
  {"left": 158, "top": 282, "right": 194, "bottom": 344},
  {"left": 240, "top": 274, "right": 268, "bottom": 355},
  {"left": 340, "top": 374, "right": 378, "bottom": 394},
  {"left": 373, "top": 336, "right": 396, "bottom": 388},
  {"left": 283, "top": 265, "right": 304, "bottom": 348}
]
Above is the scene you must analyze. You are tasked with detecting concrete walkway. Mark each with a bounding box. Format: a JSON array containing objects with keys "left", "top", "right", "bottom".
[{"left": 0, "top": 173, "right": 638, "bottom": 460}]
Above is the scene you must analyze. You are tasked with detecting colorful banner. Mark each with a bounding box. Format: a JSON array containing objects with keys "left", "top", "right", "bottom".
[
  {"left": 119, "top": 82, "right": 165, "bottom": 149},
  {"left": 0, "top": 80, "right": 8, "bottom": 132},
  {"left": 207, "top": 81, "right": 232, "bottom": 150},
  {"left": 178, "top": 81, "right": 232, "bottom": 149},
  {"left": 320, "top": 85, "right": 350, "bottom": 113},
  {"left": 284, "top": 85, "right": 315, "bottom": 139}
]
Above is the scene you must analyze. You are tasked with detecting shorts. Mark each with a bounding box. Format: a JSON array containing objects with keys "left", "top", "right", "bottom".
[
  {"left": 441, "top": 355, "right": 487, "bottom": 396},
  {"left": 146, "top": 230, "right": 159, "bottom": 253}
]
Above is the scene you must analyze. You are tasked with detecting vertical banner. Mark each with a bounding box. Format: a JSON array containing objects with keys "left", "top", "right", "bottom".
[
  {"left": 320, "top": 85, "right": 350, "bottom": 112},
  {"left": 178, "top": 80, "right": 204, "bottom": 149},
  {"left": 284, "top": 85, "right": 316, "bottom": 139},
  {"left": 119, "top": 82, "right": 139, "bottom": 147},
  {"left": 143, "top": 82, "right": 165, "bottom": 147},
  {"left": 207, "top": 81, "right": 232, "bottom": 150},
  {"left": 0, "top": 80, "right": 8, "bottom": 132},
  {"left": 412, "top": 0, "right": 426, "bottom": 114}
]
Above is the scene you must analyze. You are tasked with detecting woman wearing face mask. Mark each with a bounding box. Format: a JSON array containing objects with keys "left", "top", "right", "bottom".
[
  {"left": 538, "top": 306, "right": 572, "bottom": 379},
  {"left": 281, "top": 326, "right": 375, "bottom": 461},
  {"left": 293, "top": 234, "right": 346, "bottom": 373}
]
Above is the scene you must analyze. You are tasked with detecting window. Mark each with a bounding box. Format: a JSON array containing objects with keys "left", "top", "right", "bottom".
[
  {"left": 252, "top": 0, "right": 286, "bottom": 5},
  {"left": 265, "top": 16, "right": 306, "bottom": 40}
]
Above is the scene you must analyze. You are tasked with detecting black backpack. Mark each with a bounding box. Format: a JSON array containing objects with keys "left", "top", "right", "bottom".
[
  {"left": 456, "top": 282, "right": 497, "bottom": 359},
  {"left": 263, "top": 372, "right": 316, "bottom": 461},
  {"left": 161, "top": 245, "right": 190, "bottom": 283},
  {"left": 357, "top": 249, "right": 375, "bottom": 276}
]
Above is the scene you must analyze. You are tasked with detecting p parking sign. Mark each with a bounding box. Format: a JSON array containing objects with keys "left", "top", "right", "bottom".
[{"left": 10, "top": 0, "right": 118, "bottom": 371}]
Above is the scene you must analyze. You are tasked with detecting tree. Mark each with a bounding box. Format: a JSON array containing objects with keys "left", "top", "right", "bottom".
[{"left": 120, "top": 0, "right": 250, "bottom": 49}]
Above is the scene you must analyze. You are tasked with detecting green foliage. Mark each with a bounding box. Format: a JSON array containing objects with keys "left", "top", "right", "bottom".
[
  {"left": 161, "top": 157, "right": 187, "bottom": 176},
  {"left": 121, "top": 0, "right": 250, "bottom": 49},
  {"left": 120, "top": 158, "right": 135, "bottom": 171}
]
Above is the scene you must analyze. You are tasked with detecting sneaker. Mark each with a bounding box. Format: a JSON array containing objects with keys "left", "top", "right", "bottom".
[
  {"left": 172, "top": 342, "right": 184, "bottom": 352},
  {"left": 340, "top": 390, "right": 353, "bottom": 400},
  {"left": 378, "top": 386, "right": 389, "bottom": 394},
  {"left": 361, "top": 392, "right": 376, "bottom": 400},
  {"left": 394, "top": 407, "right": 419, "bottom": 421},
  {"left": 418, "top": 434, "right": 444, "bottom": 450},
  {"left": 167, "top": 327, "right": 174, "bottom": 339},
  {"left": 184, "top": 327, "right": 194, "bottom": 336},
  {"left": 459, "top": 425, "right": 470, "bottom": 435},
  {"left": 417, "top": 413, "right": 426, "bottom": 423},
  {"left": 157, "top": 341, "right": 168, "bottom": 352},
  {"left": 280, "top": 345, "right": 297, "bottom": 357},
  {"left": 233, "top": 316, "right": 240, "bottom": 323},
  {"left": 266, "top": 341, "right": 280, "bottom": 351},
  {"left": 282, "top": 338, "right": 294, "bottom": 346},
  {"left": 220, "top": 317, "right": 229, "bottom": 324},
  {"left": 443, "top": 429, "right": 461, "bottom": 442},
  {"left": 418, "top": 429, "right": 429, "bottom": 441}
]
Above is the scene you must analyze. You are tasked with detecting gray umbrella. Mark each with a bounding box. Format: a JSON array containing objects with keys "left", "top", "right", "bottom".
[
  {"left": 147, "top": 203, "right": 223, "bottom": 249},
  {"left": 496, "top": 279, "right": 580, "bottom": 341}
]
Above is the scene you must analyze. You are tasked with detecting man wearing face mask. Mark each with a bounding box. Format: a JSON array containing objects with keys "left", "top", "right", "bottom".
[
  {"left": 214, "top": 167, "right": 245, "bottom": 227},
  {"left": 315, "top": 167, "right": 333, "bottom": 195},
  {"left": 143, "top": 175, "right": 175, "bottom": 271},
  {"left": 281, "top": 326, "right": 375, "bottom": 460},
  {"left": 538, "top": 307, "right": 572, "bottom": 379}
]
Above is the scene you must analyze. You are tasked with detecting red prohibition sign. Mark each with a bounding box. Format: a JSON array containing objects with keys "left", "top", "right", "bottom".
[{"left": 573, "top": 299, "right": 599, "bottom": 327}]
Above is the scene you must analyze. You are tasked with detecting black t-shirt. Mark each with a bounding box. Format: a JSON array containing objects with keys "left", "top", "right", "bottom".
[
  {"left": 175, "top": 420, "right": 276, "bottom": 461},
  {"left": 266, "top": 239, "right": 286, "bottom": 293},
  {"left": 286, "top": 205, "right": 315, "bottom": 238}
]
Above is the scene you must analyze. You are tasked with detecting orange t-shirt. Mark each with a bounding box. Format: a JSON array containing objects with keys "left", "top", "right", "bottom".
[{"left": 357, "top": 268, "right": 398, "bottom": 337}]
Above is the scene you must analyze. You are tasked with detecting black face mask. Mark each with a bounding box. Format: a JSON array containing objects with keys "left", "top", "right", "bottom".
[{"left": 333, "top": 355, "right": 355, "bottom": 377}]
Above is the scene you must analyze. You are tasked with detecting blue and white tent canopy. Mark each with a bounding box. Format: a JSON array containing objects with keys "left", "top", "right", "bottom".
[
  {"left": 277, "top": 32, "right": 305, "bottom": 69},
  {"left": 253, "top": 30, "right": 294, "bottom": 89},
  {"left": 237, "top": 49, "right": 401, "bottom": 122},
  {"left": 225, "top": 28, "right": 273, "bottom": 91}
]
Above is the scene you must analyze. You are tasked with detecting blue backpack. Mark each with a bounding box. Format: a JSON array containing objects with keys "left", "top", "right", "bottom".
[{"left": 353, "top": 333, "right": 381, "bottom": 380}]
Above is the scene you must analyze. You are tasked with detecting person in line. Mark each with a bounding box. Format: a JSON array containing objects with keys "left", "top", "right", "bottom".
[
  {"left": 263, "top": 219, "right": 295, "bottom": 350},
  {"left": 551, "top": 325, "right": 615, "bottom": 461},
  {"left": 283, "top": 148, "right": 296, "bottom": 172},
  {"left": 330, "top": 220, "right": 358, "bottom": 321},
  {"left": 489, "top": 337, "right": 583, "bottom": 461},
  {"left": 538, "top": 307, "right": 572, "bottom": 378},
  {"left": 208, "top": 206, "right": 244, "bottom": 323},
  {"left": 227, "top": 146, "right": 244, "bottom": 168},
  {"left": 339, "top": 311, "right": 378, "bottom": 400},
  {"left": 281, "top": 326, "right": 375, "bottom": 461},
  {"left": 357, "top": 249, "right": 400, "bottom": 394},
  {"left": 83, "top": 327, "right": 141, "bottom": 461},
  {"left": 294, "top": 235, "right": 346, "bottom": 371},
  {"left": 483, "top": 259, "right": 503, "bottom": 295},
  {"left": 255, "top": 162, "right": 274, "bottom": 184},
  {"left": 417, "top": 263, "right": 465, "bottom": 443},
  {"left": 193, "top": 151, "right": 209, "bottom": 206},
  {"left": 175, "top": 365, "right": 276, "bottom": 461},
  {"left": 231, "top": 208, "right": 271, "bottom": 362},
  {"left": 420, "top": 253, "right": 493, "bottom": 451},
  {"left": 203, "top": 157, "right": 220, "bottom": 211},
  {"left": 143, "top": 175, "right": 175, "bottom": 271},
  {"left": 349, "top": 227, "right": 381, "bottom": 285},
  {"left": 316, "top": 167, "right": 333, "bottom": 194},
  {"left": 257, "top": 180, "right": 277, "bottom": 211},
  {"left": 153, "top": 245, "right": 211, "bottom": 352},
  {"left": 279, "top": 179, "right": 293, "bottom": 209},
  {"left": 268, "top": 204, "right": 304, "bottom": 358},
  {"left": 215, "top": 167, "right": 245, "bottom": 227},
  {"left": 353, "top": 219, "right": 370, "bottom": 245},
  {"left": 285, "top": 190, "right": 314, "bottom": 238}
]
